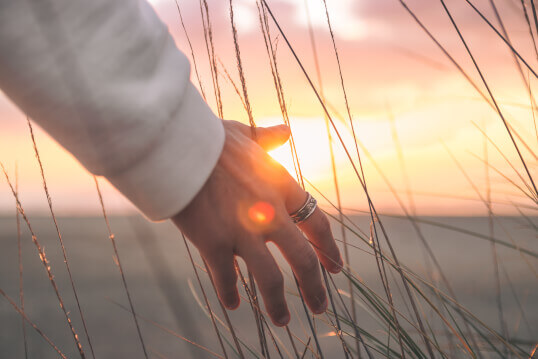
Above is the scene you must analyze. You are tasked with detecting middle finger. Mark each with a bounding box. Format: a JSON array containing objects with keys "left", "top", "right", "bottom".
[{"left": 269, "top": 221, "right": 327, "bottom": 314}]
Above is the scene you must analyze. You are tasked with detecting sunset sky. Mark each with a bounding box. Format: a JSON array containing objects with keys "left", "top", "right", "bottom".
[{"left": 1, "top": 0, "right": 537, "bottom": 217}]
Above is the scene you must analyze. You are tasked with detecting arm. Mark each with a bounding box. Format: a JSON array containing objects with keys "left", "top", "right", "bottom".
[
  {"left": 0, "top": 0, "right": 343, "bottom": 326},
  {"left": 0, "top": 0, "right": 223, "bottom": 220}
]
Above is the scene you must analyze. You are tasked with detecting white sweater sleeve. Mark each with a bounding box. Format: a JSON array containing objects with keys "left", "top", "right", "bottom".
[{"left": 0, "top": 0, "right": 225, "bottom": 221}]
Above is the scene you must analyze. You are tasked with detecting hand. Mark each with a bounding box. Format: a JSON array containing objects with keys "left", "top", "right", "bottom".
[{"left": 172, "top": 120, "right": 343, "bottom": 326}]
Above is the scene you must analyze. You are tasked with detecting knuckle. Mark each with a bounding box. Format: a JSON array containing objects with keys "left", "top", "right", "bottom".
[{"left": 273, "top": 209, "right": 290, "bottom": 227}]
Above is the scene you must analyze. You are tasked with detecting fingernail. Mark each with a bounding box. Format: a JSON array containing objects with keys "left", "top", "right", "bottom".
[
  {"left": 226, "top": 295, "right": 240, "bottom": 310},
  {"left": 329, "top": 254, "right": 343, "bottom": 273},
  {"left": 276, "top": 312, "right": 290, "bottom": 326}
]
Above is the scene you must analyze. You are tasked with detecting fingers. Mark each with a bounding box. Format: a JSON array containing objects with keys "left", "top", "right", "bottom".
[
  {"left": 286, "top": 187, "right": 343, "bottom": 274},
  {"left": 270, "top": 223, "right": 327, "bottom": 314},
  {"left": 237, "top": 242, "right": 290, "bottom": 326},
  {"left": 204, "top": 249, "right": 240, "bottom": 310}
]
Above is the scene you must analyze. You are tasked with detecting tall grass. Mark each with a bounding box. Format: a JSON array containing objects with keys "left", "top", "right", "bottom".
[
  {"left": 93, "top": 177, "right": 149, "bottom": 359},
  {"left": 1, "top": 0, "right": 537, "bottom": 358},
  {"left": 27, "top": 119, "right": 96, "bottom": 359},
  {"left": 14, "top": 164, "right": 28, "bottom": 359},
  {"left": 1, "top": 164, "right": 85, "bottom": 358}
]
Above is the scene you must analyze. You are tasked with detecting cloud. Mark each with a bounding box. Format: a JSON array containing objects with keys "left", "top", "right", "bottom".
[
  {"left": 233, "top": 0, "right": 259, "bottom": 32},
  {"left": 208, "top": 0, "right": 366, "bottom": 40},
  {"left": 277, "top": 0, "right": 365, "bottom": 40}
]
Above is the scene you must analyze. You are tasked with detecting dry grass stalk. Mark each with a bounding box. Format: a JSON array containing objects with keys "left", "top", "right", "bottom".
[
  {"left": 438, "top": 0, "right": 537, "bottom": 199},
  {"left": 109, "top": 298, "right": 226, "bottom": 359},
  {"left": 27, "top": 119, "right": 96, "bottom": 359},
  {"left": 182, "top": 234, "right": 230, "bottom": 359},
  {"left": 260, "top": 2, "right": 439, "bottom": 355},
  {"left": 228, "top": 0, "right": 256, "bottom": 139},
  {"left": 1, "top": 163, "right": 86, "bottom": 359},
  {"left": 174, "top": 0, "right": 207, "bottom": 101},
  {"left": 14, "top": 164, "right": 28, "bottom": 359},
  {"left": 199, "top": 0, "right": 224, "bottom": 118},
  {"left": 0, "top": 288, "right": 68, "bottom": 359},
  {"left": 93, "top": 176, "right": 149, "bottom": 359}
]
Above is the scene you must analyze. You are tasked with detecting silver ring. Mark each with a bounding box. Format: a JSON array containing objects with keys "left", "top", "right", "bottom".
[{"left": 290, "top": 192, "right": 317, "bottom": 224}]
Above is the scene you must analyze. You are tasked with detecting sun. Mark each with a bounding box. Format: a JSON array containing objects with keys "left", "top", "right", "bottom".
[{"left": 266, "top": 117, "right": 334, "bottom": 179}]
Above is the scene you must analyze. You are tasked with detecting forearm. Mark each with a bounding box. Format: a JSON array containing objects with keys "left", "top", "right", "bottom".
[{"left": 0, "top": 0, "right": 224, "bottom": 220}]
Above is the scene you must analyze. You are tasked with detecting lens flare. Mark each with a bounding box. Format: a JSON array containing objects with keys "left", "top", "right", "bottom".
[{"left": 248, "top": 201, "right": 275, "bottom": 225}]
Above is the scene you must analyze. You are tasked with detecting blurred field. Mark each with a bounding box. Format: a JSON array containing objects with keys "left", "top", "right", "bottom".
[{"left": 1, "top": 214, "right": 536, "bottom": 358}]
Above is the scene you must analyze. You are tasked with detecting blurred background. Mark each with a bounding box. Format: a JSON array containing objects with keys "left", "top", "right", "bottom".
[{"left": 1, "top": 0, "right": 536, "bottom": 216}]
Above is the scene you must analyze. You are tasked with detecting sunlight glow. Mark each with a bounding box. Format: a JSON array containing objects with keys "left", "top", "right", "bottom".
[
  {"left": 266, "top": 118, "right": 334, "bottom": 179},
  {"left": 248, "top": 201, "right": 275, "bottom": 225},
  {"left": 321, "top": 331, "right": 338, "bottom": 338}
]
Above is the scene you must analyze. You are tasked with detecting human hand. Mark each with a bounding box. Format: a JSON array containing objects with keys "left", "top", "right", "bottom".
[{"left": 172, "top": 120, "right": 343, "bottom": 326}]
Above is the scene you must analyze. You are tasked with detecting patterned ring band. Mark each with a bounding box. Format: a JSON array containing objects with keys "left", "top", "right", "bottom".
[{"left": 290, "top": 192, "right": 317, "bottom": 224}]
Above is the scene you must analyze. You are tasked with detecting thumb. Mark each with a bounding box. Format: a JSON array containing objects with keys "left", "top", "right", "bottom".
[{"left": 255, "top": 124, "right": 291, "bottom": 151}]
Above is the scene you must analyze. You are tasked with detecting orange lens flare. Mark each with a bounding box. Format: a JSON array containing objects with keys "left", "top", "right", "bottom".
[{"left": 247, "top": 201, "right": 275, "bottom": 225}]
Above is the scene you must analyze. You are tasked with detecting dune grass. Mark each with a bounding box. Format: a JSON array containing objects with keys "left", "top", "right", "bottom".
[{"left": 1, "top": 0, "right": 537, "bottom": 358}]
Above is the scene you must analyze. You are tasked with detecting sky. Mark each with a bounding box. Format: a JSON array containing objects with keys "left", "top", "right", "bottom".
[{"left": 1, "top": 0, "right": 537, "bottom": 217}]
